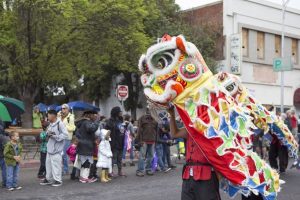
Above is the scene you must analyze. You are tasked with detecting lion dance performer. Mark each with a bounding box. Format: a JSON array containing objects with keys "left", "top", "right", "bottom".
[{"left": 138, "top": 34, "right": 298, "bottom": 200}]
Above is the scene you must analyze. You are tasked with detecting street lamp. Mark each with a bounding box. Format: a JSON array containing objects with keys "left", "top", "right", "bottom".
[{"left": 280, "top": 0, "right": 290, "bottom": 114}]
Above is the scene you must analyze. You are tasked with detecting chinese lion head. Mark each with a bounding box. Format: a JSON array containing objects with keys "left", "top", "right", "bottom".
[{"left": 138, "top": 34, "right": 212, "bottom": 106}]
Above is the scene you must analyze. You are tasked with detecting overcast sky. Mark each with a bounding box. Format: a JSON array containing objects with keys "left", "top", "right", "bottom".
[{"left": 175, "top": 0, "right": 300, "bottom": 10}]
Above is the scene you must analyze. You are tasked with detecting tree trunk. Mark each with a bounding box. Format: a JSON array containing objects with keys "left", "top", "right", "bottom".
[{"left": 20, "top": 92, "right": 35, "bottom": 128}]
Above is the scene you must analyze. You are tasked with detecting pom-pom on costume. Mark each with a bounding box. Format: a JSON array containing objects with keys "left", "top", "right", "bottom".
[{"left": 138, "top": 34, "right": 298, "bottom": 200}]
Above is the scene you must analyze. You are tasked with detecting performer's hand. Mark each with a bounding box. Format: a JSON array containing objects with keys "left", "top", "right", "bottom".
[{"left": 166, "top": 103, "right": 175, "bottom": 115}]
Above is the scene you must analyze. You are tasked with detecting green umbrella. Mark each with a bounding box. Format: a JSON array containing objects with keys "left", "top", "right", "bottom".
[
  {"left": 0, "top": 95, "right": 25, "bottom": 122},
  {"left": 0, "top": 102, "right": 11, "bottom": 121}
]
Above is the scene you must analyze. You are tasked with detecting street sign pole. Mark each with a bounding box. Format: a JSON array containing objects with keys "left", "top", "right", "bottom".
[
  {"left": 117, "top": 85, "right": 129, "bottom": 112},
  {"left": 280, "top": 0, "right": 290, "bottom": 114}
]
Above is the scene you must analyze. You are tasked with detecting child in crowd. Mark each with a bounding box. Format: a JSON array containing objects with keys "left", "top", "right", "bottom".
[
  {"left": 67, "top": 137, "right": 78, "bottom": 180},
  {"left": 4, "top": 132, "right": 22, "bottom": 191},
  {"left": 89, "top": 138, "right": 99, "bottom": 180},
  {"left": 37, "top": 123, "right": 49, "bottom": 179},
  {"left": 0, "top": 122, "right": 9, "bottom": 188},
  {"left": 97, "top": 129, "right": 112, "bottom": 183},
  {"left": 122, "top": 115, "right": 135, "bottom": 167}
]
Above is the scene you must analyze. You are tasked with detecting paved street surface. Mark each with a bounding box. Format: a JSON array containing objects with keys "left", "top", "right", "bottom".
[{"left": 1, "top": 164, "right": 300, "bottom": 200}]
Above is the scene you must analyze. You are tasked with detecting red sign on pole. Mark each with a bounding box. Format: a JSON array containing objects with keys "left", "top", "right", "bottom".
[{"left": 117, "top": 85, "right": 129, "bottom": 101}]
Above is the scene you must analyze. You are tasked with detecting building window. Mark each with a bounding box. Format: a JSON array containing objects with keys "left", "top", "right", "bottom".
[
  {"left": 292, "top": 38, "right": 298, "bottom": 64},
  {"left": 257, "top": 31, "right": 265, "bottom": 59},
  {"left": 275, "top": 35, "right": 281, "bottom": 57},
  {"left": 242, "top": 28, "right": 249, "bottom": 57}
]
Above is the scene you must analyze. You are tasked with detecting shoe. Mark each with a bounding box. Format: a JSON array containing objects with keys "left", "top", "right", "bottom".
[
  {"left": 146, "top": 170, "right": 154, "bottom": 176},
  {"left": 136, "top": 171, "right": 144, "bottom": 177},
  {"left": 40, "top": 179, "right": 52, "bottom": 186},
  {"left": 14, "top": 186, "right": 22, "bottom": 190},
  {"left": 163, "top": 168, "right": 171, "bottom": 173},
  {"left": 130, "top": 162, "right": 135, "bottom": 167},
  {"left": 101, "top": 170, "right": 109, "bottom": 183},
  {"left": 51, "top": 181, "right": 62, "bottom": 187},
  {"left": 169, "top": 165, "right": 177, "bottom": 169},
  {"left": 108, "top": 172, "right": 116, "bottom": 178},
  {"left": 122, "top": 163, "right": 126, "bottom": 167},
  {"left": 38, "top": 174, "right": 45, "bottom": 179},
  {"left": 105, "top": 171, "right": 112, "bottom": 181},
  {"left": 62, "top": 172, "right": 69, "bottom": 176},
  {"left": 79, "top": 177, "right": 88, "bottom": 183},
  {"left": 88, "top": 177, "right": 98, "bottom": 183},
  {"left": 7, "top": 188, "right": 14, "bottom": 191},
  {"left": 118, "top": 171, "right": 126, "bottom": 177}
]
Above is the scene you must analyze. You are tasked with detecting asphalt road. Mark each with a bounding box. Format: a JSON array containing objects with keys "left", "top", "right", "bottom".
[{"left": 0, "top": 164, "right": 300, "bottom": 200}]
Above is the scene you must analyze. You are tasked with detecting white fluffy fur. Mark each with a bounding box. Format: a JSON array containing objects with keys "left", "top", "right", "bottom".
[
  {"left": 144, "top": 80, "right": 178, "bottom": 103},
  {"left": 138, "top": 54, "right": 146, "bottom": 72}
]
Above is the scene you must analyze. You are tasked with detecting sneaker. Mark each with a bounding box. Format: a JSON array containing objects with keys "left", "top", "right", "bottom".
[
  {"left": 79, "top": 177, "right": 88, "bottom": 183},
  {"left": 169, "top": 165, "right": 177, "bottom": 169},
  {"left": 38, "top": 174, "right": 45, "bottom": 179},
  {"left": 88, "top": 177, "right": 98, "bottom": 183},
  {"left": 136, "top": 171, "right": 144, "bottom": 177},
  {"left": 14, "top": 186, "right": 22, "bottom": 190},
  {"left": 163, "top": 168, "right": 171, "bottom": 173},
  {"left": 51, "top": 181, "right": 62, "bottom": 187},
  {"left": 7, "top": 188, "right": 14, "bottom": 191},
  {"left": 108, "top": 173, "right": 116, "bottom": 178},
  {"left": 146, "top": 170, "right": 154, "bottom": 176},
  {"left": 118, "top": 171, "right": 126, "bottom": 177},
  {"left": 40, "top": 179, "right": 52, "bottom": 186},
  {"left": 130, "top": 162, "right": 135, "bottom": 167}
]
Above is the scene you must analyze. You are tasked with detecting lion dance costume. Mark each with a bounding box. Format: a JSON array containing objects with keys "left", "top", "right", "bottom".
[{"left": 138, "top": 34, "right": 298, "bottom": 200}]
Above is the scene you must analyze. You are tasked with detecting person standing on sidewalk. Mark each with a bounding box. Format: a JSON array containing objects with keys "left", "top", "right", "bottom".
[
  {"left": 122, "top": 114, "right": 135, "bottom": 167},
  {"left": 155, "top": 125, "right": 171, "bottom": 173},
  {"left": 40, "top": 110, "right": 68, "bottom": 187},
  {"left": 136, "top": 109, "right": 158, "bottom": 177},
  {"left": 4, "top": 132, "right": 23, "bottom": 191},
  {"left": 105, "top": 106, "right": 126, "bottom": 177},
  {"left": 37, "top": 122, "right": 49, "bottom": 179},
  {"left": 290, "top": 110, "right": 298, "bottom": 137},
  {"left": 167, "top": 106, "right": 221, "bottom": 200},
  {"left": 75, "top": 110, "right": 99, "bottom": 183},
  {"left": 33, "top": 107, "right": 42, "bottom": 129},
  {"left": 0, "top": 118, "right": 9, "bottom": 188},
  {"left": 59, "top": 104, "right": 76, "bottom": 175}
]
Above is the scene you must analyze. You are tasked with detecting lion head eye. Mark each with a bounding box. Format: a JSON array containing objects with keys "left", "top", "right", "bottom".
[
  {"left": 151, "top": 50, "right": 175, "bottom": 70},
  {"left": 226, "top": 83, "right": 236, "bottom": 92}
]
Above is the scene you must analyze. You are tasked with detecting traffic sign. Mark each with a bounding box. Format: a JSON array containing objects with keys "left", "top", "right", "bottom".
[
  {"left": 117, "top": 85, "right": 129, "bottom": 101},
  {"left": 273, "top": 57, "right": 293, "bottom": 71}
]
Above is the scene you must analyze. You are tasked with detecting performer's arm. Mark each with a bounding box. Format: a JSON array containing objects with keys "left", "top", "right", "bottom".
[{"left": 167, "top": 106, "right": 187, "bottom": 139}]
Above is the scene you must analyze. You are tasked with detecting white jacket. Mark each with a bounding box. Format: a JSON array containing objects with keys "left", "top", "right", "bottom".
[{"left": 96, "top": 130, "right": 113, "bottom": 172}]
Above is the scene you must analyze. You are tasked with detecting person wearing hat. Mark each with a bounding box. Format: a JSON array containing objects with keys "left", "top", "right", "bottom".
[
  {"left": 59, "top": 104, "right": 76, "bottom": 175},
  {"left": 40, "top": 110, "right": 68, "bottom": 187},
  {"left": 75, "top": 110, "right": 99, "bottom": 183},
  {"left": 105, "top": 106, "right": 126, "bottom": 177}
]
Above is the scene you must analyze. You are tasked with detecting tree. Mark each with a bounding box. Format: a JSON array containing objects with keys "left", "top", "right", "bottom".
[{"left": 0, "top": 0, "right": 88, "bottom": 127}]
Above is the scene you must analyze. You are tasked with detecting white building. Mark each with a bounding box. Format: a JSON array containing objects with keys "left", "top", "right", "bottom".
[{"left": 183, "top": 0, "right": 300, "bottom": 113}]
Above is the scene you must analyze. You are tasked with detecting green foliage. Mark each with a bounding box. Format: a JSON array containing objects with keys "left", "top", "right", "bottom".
[{"left": 0, "top": 0, "right": 220, "bottom": 120}]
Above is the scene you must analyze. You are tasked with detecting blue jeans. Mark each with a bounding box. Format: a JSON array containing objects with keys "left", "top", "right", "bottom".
[
  {"left": 63, "top": 139, "right": 71, "bottom": 174},
  {"left": 155, "top": 144, "right": 166, "bottom": 170},
  {"left": 162, "top": 144, "right": 171, "bottom": 167},
  {"left": 0, "top": 157, "right": 6, "bottom": 187},
  {"left": 6, "top": 164, "right": 19, "bottom": 188},
  {"left": 137, "top": 143, "right": 154, "bottom": 172},
  {"left": 122, "top": 140, "right": 134, "bottom": 160}
]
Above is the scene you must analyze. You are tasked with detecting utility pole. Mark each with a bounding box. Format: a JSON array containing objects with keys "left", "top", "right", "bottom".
[{"left": 280, "top": 0, "right": 290, "bottom": 114}]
